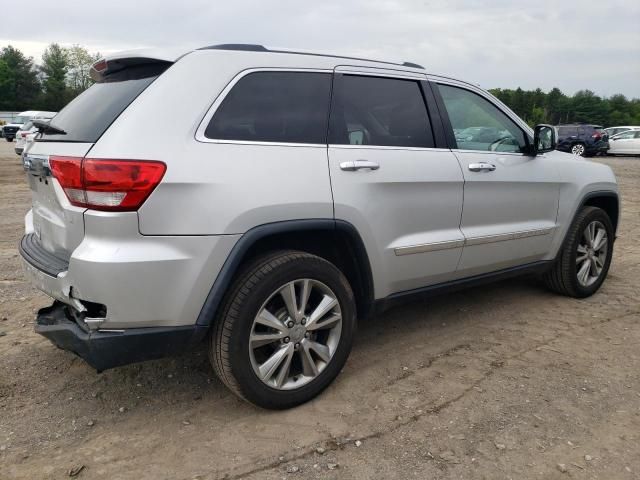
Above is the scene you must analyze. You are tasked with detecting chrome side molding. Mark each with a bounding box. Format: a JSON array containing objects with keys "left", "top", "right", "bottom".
[
  {"left": 395, "top": 239, "right": 464, "bottom": 256},
  {"left": 394, "top": 227, "right": 555, "bottom": 256}
]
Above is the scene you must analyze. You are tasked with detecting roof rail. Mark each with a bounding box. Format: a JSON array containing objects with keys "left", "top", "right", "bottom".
[{"left": 199, "top": 44, "right": 425, "bottom": 70}]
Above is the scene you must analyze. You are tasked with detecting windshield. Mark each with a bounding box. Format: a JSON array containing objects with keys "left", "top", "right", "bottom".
[
  {"left": 12, "top": 116, "right": 28, "bottom": 124},
  {"left": 38, "top": 63, "right": 169, "bottom": 143}
]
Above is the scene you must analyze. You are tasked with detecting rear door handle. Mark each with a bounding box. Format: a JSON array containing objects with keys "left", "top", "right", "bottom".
[
  {"left": 340, "top": 160, "right": 380, "bottom": 171},
  {"left": 468, "top": 162, "right": 496, "bottom": 172}
]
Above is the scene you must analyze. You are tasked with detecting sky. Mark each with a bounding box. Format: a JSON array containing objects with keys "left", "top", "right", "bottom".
[{"left": 2, "top": 0, "right": 639, "bottom": 98}]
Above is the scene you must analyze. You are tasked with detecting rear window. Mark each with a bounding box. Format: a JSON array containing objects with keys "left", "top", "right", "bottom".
[
  {"left": 38, "top": 63, "right": 169, "bottom": 143},
  {"left": 205, "top": 72, "right": 332, "bottom": 144},
  {"left": 558, "top": 126, "right": 576, "bottom": 136},
  {"left": 329, "top": 75, "right": 434, "bottom": 148}
]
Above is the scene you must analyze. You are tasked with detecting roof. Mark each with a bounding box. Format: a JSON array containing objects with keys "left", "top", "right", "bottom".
[{"left": 99, "top": 44, "right": 425, "bottom": 71}]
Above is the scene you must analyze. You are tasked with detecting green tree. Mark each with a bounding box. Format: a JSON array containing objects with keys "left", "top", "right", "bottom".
[
  {"left": 0, "top": 45, "right": 41, "bottom": 110},
  {"left": 39, "top": 43, "right": 69, "bottom": 111},
  {"left": 65, "top": 45, "right": 100, "bottom": 95}
]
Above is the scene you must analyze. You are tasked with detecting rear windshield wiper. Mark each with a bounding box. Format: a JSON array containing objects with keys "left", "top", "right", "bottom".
[{"left": 33, "top": 120, "right": 67, "bottom": 135}]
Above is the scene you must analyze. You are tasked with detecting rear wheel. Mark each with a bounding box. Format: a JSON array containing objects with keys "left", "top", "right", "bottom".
[
  {"left": 544, "top": 206, "right": 613, "bottom": 298},
  {"left": 570, "top": 143, "right": 586, "bottom": 156},
  {"left": 210, "top": 251, "right": 356, "bottom": 409},
  {"left": 5, "top": 137, "right": 12, "bottom": 142}
]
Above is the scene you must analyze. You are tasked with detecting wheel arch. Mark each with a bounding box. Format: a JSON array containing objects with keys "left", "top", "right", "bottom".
[
  {"left": 580, "top": 191, "right": 620, "bottom": 234},
  {"left": 196, "top": 219, "right": 375, "bottom": 327}
]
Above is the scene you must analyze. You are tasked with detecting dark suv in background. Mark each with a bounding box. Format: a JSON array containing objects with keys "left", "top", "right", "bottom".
[{"left": 555, "top": 124, "right": 608, "bottom": 156}]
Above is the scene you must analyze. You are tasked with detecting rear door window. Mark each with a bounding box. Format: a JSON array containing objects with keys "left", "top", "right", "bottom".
[
  {"left": 205, "top": 71, "right": 332, "bottom": 144},
  {"left": 328, "top": 75, "right": 434, "bottom": 148},
  {"left": 38, "top": 63, "right": 169, "bottom": 143}
]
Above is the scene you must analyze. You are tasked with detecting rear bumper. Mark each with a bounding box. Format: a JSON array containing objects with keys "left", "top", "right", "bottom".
[
  {"left": 19, "top": 210, "right": 240, "bottom": 329},
  {"left": 36, "top": 301, "right": 208, "bottom": 371}
]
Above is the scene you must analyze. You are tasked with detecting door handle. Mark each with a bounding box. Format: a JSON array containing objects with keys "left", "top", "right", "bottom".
[
  {"left": 340, "top": 160, "right": 380, "bottom": 171},
  {"left": 468, "top": 162, "right": 496, "bottom": 172}
]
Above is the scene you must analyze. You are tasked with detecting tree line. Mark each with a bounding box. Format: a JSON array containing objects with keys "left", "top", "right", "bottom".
[
  {"left": 1, "top": 43, "right": 639, "bottom": 127},
  {"left": 489, "top": 87, "right": 640, "bottom": 127},
  {"left": 0, "top": 44, "right": 99, "bottom": 112}
]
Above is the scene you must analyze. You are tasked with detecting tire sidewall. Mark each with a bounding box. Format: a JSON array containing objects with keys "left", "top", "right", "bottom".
[
  {"left": 567, "top": 208, "right": 614, "bottom": 297},
  {"left": 222, "top": 254, "right": 356, "bottom": 409}
]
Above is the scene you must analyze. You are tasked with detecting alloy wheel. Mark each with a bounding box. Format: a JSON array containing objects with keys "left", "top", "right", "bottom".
[
  {"left": 576, "top": 220, "right": 608, "bottom": 287},
  {"left": 571, "top": 144, "right": 586, "bottom": 156},
  {"left": 249, "top": 279, "right": 342, "bottom": 390}
]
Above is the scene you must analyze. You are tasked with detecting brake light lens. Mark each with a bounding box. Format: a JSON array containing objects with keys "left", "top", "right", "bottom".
[{"left": 49, "top": 156, "right": 166, "bottom": 211}]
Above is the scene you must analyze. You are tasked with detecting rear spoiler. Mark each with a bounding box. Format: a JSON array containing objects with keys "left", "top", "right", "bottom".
[{"left": 89, "top": 48, "right": 188, "bottom": 82}]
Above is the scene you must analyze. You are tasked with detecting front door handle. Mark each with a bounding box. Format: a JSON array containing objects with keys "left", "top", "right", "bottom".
[
  {"left": 340, "top": 160, "right": 380, "bottom": 171},
  {"left": 468, "top": 162, "right": 496, "bottom": 172}
]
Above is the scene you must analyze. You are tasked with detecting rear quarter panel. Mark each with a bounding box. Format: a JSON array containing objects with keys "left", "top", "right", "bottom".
[{"left": 88, "top": 50, "right": 336, "bottom": 235}]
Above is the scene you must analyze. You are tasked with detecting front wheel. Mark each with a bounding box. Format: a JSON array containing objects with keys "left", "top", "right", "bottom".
[
  {"left": 544, "top": 206, "right": 614, "bottom": 298},
  {"left": 210, "top": 251, "right": 356, "bottom": 409}
]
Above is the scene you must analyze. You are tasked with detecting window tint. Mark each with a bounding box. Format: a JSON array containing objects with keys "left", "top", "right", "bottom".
[
  {"left": 559, "top": 126, "right": 578, "bottom": 136},
  {"left": 438, "top": 84, "right": 526, "bottom": 153},
  {"left": 205, "top": 72, "right": 332, "bottom": 144},
  {"left": 329, "top": 75, "right": 434, "bottom": 148},
  {"left": 39, "top": 63, "right": 168, "bottom": 143}
]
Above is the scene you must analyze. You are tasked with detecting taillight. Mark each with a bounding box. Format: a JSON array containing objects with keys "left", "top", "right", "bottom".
[
  {"left": 49, "top": 156, "right": 166, "bottom": 211},
  {"left": 592, "top": 132, "right": 602, "bottom": 139}
]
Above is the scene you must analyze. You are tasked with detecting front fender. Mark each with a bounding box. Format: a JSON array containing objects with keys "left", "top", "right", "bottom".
[{"left": 545, "top": 151, "right": 619, "bottom": 259}]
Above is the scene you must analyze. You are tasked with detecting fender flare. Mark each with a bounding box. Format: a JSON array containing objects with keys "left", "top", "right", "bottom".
[
  {"left": 195, "top": 219, "right": 374, "bottom": 326},
  {"left": 553, "top": 189, "right": 620, "bottom": 261},
  {"left": 578, "top": 190, "right": 620, "bottom": 231}
]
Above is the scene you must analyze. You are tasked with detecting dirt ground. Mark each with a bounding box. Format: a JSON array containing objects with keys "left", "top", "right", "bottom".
[{"left": 0, "top": 139, "right": 638, "bottom": 480}]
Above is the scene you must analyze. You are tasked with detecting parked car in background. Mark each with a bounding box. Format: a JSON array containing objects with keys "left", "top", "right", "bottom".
[
  {"left": 608, "top": 129, "right": 640, "bottom": 155},
  {"left": 604, "top": 126, "right": 639, "bottom": 138},
  {"left": 556, "top": 124, "right": 608, "bottom": 156},
  {"left": 2, "top": 111, "right": 57, "bottom": 141},
  {"left": 15, "top": 121, "right": 48, "bottom": 156},
  {"left": 19, "top": 45, "right": 619, "bottom": 409}
]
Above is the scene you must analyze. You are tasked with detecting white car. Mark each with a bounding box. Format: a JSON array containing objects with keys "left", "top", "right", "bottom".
[
  {"left": 19, "top": 45, "right": 619, "bottom": 409},
  {"left": 14, "top": 121, "right": 43, "bottom": 156},
  {"left": 604, "top": 125, "right": 639, "bottom": 138},
  {"left": 608, "top": 129, "right": 640, "bottom": 155},
  {"left": 3, "top": 110, "right": 57, "bottom": 145}
]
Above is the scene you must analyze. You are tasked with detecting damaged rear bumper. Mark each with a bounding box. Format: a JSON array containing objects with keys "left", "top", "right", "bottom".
[{"left": 36, "top": 301, "right": 207, "bottom": 371}]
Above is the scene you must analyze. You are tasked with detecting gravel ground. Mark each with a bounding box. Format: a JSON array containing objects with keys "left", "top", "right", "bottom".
[{"left": 0, "top": 140, "right": 638, "bottom": 479}]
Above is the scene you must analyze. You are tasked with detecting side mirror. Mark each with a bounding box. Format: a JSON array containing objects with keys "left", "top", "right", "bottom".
[{"left": 532, "top": 124, "right": 556, "bottom": 155}]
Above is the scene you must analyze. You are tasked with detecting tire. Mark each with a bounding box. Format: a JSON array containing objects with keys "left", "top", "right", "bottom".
[
  {"left": 544, "top": 206, "right": 614, "bottom": 298},
  {"left": 5, "top": 137, "right": 12, "bottom": 142},
  {"left": 210, "top": 250, "right": 356, "bottom": 409},
  {"left": 570, "top": 143, "right": 586, "bottom": 156}
]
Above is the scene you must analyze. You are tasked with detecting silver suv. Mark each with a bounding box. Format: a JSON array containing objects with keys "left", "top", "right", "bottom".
[{"left": 20, "top": 44, "right": 619, "bottom": 409}]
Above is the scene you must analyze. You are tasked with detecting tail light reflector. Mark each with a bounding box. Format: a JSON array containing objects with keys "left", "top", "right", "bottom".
[{"left": 49, "top": 156, "right": 166, "bottom": 211}]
